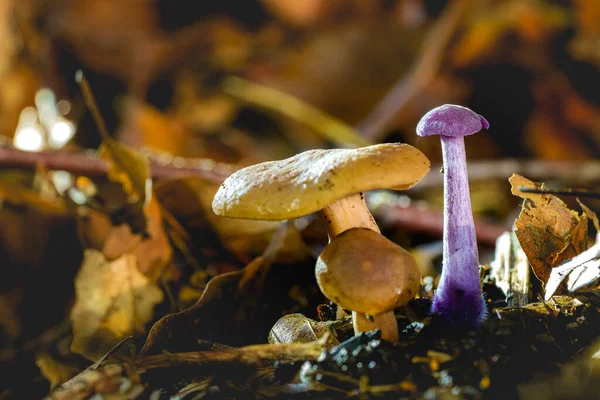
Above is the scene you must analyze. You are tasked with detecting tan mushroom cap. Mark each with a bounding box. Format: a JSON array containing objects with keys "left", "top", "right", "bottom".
[
  {"left": 212, "top": 143, "right": 430, "bottom": 220},
  {"left": 315, "top": 228, "right": 420, "bottom": 315}
]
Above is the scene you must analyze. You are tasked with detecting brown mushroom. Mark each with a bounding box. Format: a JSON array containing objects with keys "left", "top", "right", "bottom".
[
  {"left": 212, "top": 143, "right": 430, "bottom": 341},
  {"left": 316, "top": 228, "right": 420, "bottom": 341}
]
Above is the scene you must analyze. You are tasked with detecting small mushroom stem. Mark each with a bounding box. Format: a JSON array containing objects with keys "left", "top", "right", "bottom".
[
  {"left": 432, "top": 136, "right": 486, "bottom": 325},
  {"left": 352, "top": 312, "right": 399, "bottom": 342},
  {"left": 318, "top": 193, "right": 399, "bottom": 341}
]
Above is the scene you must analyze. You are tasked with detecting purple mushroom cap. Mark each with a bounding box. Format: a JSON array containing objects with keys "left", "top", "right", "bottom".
[{"left": 416, "top": 104, "right": 489, "bottom": 138}]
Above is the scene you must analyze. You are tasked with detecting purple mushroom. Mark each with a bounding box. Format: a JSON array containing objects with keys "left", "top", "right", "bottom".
[{"left": 416, "top": 104, "right": 489, "bottom": 326}]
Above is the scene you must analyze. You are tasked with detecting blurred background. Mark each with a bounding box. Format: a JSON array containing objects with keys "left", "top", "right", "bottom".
[{"left": 2, "top": 0, "right": 600, "bottom": 397}]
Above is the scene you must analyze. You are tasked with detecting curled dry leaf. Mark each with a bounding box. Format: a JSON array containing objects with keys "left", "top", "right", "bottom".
[
  {"left": 577, "top": 199, "right": 600, "bottom": 232},
  {"left": 140, "top": 270, "right": 244, "bottom": 355},
  {"left": 70, "top": 250, "right": 163, "bottom": 361},
  {"left": 509, "top": 174, "right": 589, "bottom": 294},
  {"left": 544, "top": 233, "right": 600, "bottom": 300},
  {"left": 268, "top": 313, "right": 349, "bottom": 349}
]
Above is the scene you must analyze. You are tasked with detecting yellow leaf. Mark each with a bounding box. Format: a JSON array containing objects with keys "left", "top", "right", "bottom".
[
  {"left": 98, "top": 139, "right": 152, "bottom": 208},
  {"left": 70, "top": 250, "right": 163, "bottom": 360},
  {"left": 36, "top": 352, "right": 79, "bottom": 389}
]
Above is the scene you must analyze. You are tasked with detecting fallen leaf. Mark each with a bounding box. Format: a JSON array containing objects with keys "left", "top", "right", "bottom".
[
  {"left": 140, "top": 227, "right": 317, "bottom": 355},
  {"left": 268, "top": 313, "right": 346, "bottom": 349},
  {"left": 36, "top": 353, "right": 80, "bottom": 389},
  {"left": 545, "top": 234, "right": 600, "bottom": 300},
  {"left": 98, "top": 139, "right": 152, "bottom": 208},
  {"left": 103, "top": 197, "right": 173, "bottom": 280},
  {"left": 510, "top": 174, "right": 589, "bottom": 293},
  {"left": 70, "top": 250, "right": 163, "bottom": 360},
  {"left": 139, "top": 225, "right": 283, "bottom": 355},
  {"left": 76, "top": 197, "right": 173, "bottom": 282},
  {"left": 140, "top": 270, "right": 244, "bottom": 355},
  {"left": 577, "top": 199, "right": 600, "bottom": 233}
]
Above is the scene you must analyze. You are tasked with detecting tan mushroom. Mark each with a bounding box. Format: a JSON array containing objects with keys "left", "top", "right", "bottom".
[
  {"left": 212, "top": 143, "right": 430, "bottom": 341},
  {"left": 316, "top": 228, "right": 420, "bottom": 341}
]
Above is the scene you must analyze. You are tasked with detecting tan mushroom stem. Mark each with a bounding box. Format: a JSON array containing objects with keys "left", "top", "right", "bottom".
[
  {"left": 319, "top": 193, "right": 379, "bottom": 237},
  {"left": 317, "top": 192, "right": 399, "bottom": 342}
]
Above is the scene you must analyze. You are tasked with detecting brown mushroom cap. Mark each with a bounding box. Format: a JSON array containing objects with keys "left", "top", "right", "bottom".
[
  {"left": 315, "top": 228, "right": 420, "bottom": 315},
  {"left": 212, "top": 143, "right": 430, "bottom": 220}
]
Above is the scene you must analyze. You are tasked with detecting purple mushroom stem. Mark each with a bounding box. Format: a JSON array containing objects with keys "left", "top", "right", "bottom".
[{"left": 416, "top": 104, "right": 489, "bottom": 326}]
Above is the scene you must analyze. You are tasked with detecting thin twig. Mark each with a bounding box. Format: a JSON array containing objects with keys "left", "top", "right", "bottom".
[
  {"left": 0, "top": 145, "right": 235, "bottom": 182},
  {"left": 357, "top": 0, "right": 471, "bottom": 141},
  {"left": 75, "top": 70, "right": 112, "bottom": 142},
  {"left": 0, "top": 145, "right": 523, "bottom": 244},
  {"left": 416, "top": 159, "right": 600, "bottom": 190},
  {"left": 367, "top": 192, "right": 506, "bottom": 247}
]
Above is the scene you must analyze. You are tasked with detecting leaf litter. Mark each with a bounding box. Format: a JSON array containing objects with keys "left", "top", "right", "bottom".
[
  {"left": 4, "top": 3, "right": 600, "bottom": 397},
  {"left": 70, "top": 250, "right": 163, "bottom": 360}
]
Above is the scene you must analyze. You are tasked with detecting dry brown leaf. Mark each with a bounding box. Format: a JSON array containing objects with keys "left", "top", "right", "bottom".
[
  {"left": 70, "top": 250, "right": 163, "bottom": 361},
  {"left": 268, "top": 313, "right": 342, "bottom": 349},
  {"left": 103, "top": 197, "right": 173, "bottom": 280},
  {"left": 509, "top": 174, "right": 588, "bottom": 290},
  {"left": 77, "top": 197, "right": 173, "bottom": 281},
  {"left": 140, "top": 270, "right": 244, "bottom": 355},
  {"left": 577, "top": 199, "right": 600, "bottom": 233},
  {"left": 75, "top": 207, "right": 115, "bottom": 251}
]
